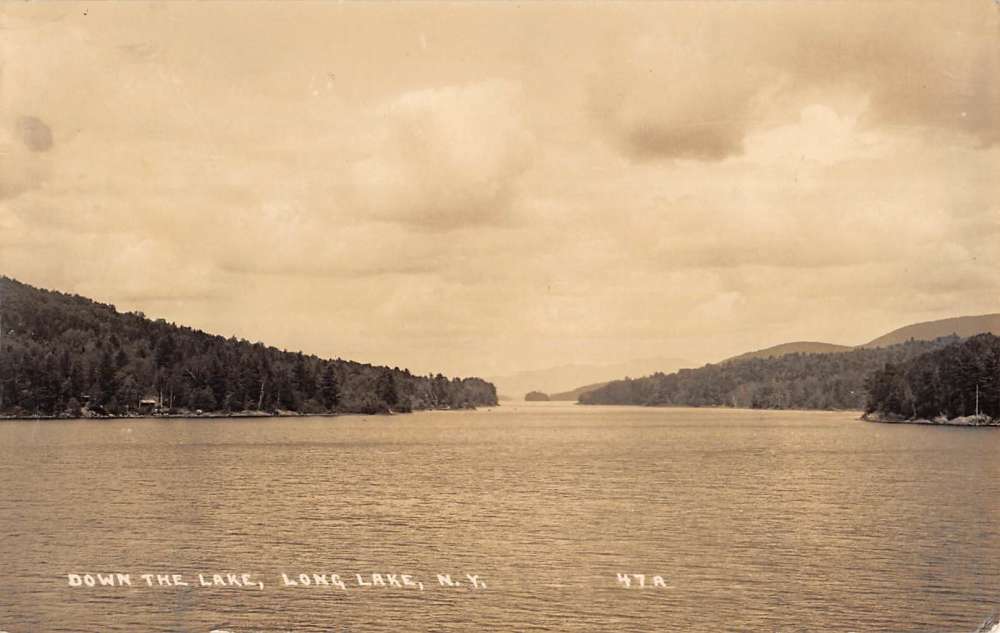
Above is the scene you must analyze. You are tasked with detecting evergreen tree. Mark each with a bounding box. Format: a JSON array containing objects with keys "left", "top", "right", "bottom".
[
  {"left": 377, "top": 369, "right": 398, "bottom": 408},
  {"left": 97, "top": 348, "right": 117, "bottom": 405},
  {"left": 320, "top": 364, "right": 340, "bottom": 409}
]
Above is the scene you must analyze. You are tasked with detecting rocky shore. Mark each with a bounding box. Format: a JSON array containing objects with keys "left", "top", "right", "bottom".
[{"left": 862, "top": 412, "right": 999, "bottom": 427}]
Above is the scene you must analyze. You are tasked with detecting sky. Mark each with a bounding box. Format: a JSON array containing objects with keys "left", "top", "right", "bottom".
[{"left": 1, "top": 1, "right": 998, "bottom": 378}]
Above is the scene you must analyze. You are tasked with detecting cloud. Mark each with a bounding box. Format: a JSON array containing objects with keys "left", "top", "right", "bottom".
[
  {"left": 592, "top": 2, "right": 998, "bottom": 162},
  {"left": 0, "top": 116, "right": 53, "bottom": 199},
  {"left": 212, "top": 217, "right": 447, "bottom": 279},
  {"left": 347, "top": 80, "right": 535, "bottom": 230},
  {"left": 16, "top": 116, "right": 53, "bottom": 152},
  {"left": 592, "top": 27, "right": 778, "bottom": 162}
]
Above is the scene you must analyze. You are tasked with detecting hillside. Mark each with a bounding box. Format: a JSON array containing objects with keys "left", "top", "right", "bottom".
[
  {"left": 548, "top": 342, "right": 851, "bottom": 401},
  {"left": 0, "top": 276, "right": 497, "bottom": 417},
  {"left": 549, "top": 381, "right": 609, "bottom": 401},
  {"left": 579, "top": 337, "right": 960, "bottom": 410},
  {"left": 861, "top": 314, "right": 1000, "bottom": 349},
  {"left": 721, "top": 341, "right": 852, "bottom": 364},
  {"left": 572, "top": 313, "right": 1000, "bottom": 407}
]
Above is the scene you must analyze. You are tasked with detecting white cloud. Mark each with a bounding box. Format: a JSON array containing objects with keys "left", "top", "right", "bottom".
[{"left": 348, "top": 80, "right": 535, "bottom": 230}]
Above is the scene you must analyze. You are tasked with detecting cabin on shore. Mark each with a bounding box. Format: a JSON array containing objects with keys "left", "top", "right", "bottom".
[{"left": 137, "top": 397, "right": 159, "bottom": 414}]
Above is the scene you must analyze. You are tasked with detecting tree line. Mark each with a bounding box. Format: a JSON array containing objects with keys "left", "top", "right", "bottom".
[
  {"left": 579, "top": 337, "right": 961, "bottom": 410},
  {"left": 0, "top": 277, "right": 497, "bottom": 417},
  {"left": 865, "top": 333, "right": 1000, "bottom": 420}
]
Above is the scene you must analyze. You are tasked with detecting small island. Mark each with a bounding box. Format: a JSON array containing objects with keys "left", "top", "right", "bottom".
[{"left": 524, "top": 391, "right": 550, "bottom": 402}]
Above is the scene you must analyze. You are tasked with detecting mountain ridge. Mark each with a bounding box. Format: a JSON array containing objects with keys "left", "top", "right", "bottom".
[
  {"left": 721, "top": 341, "right": 853, "bottom": 365},
  {"left": 860, "top": 313, "right": 1000, "bottom": 349}
]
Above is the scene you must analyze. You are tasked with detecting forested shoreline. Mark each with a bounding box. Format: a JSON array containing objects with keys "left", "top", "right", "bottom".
[
  {"left": 3, "top": 275, "right": 996, "bottom": 425},
  {"left": 579, "top": 333, "right": 999, "bottom": 425},
  {"left": 579, "top": 337, "right": 963, "bottom": 411},
  {"left": 0, "top": 277, "right": 497, "bottom": 418},
  {"left": 864, "top": 333, "right": 999, "bottom": 424}
]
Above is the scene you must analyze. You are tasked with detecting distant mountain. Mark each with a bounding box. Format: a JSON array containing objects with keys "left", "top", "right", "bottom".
[
  {"left": 488, "top": 357, "right": 691, "bottom": 401},
  {"left": 861, "top": 314, "right": 1000, "bottom": 349},
  {"left": 524, "top": 391, "right": 550, "bottom": 402},
  {"left": 719, "top": 314, "right": 1000, "bottom": 366},
  {"left": 549, "top": 381, "right": 609, "bottom": 401},
  {"left": 722, "top": 341, "right": 852, "bottom": 364},
  {"left": 0, "top": 276, "right": 497, "bottom": 417}
]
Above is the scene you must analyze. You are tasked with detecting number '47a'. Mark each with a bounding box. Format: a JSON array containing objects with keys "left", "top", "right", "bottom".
[{"left": 616, "top": 573, "right": 668, "bottom": 588}]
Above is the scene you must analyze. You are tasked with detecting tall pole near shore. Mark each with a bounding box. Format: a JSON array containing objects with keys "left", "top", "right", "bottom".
[{"left": 0, "top": 285, "right": 4, "bottom": 410}]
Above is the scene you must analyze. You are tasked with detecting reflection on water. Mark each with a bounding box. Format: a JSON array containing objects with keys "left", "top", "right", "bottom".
[{"left": 1, "top": 404, "right": 998, "bottom": 632}]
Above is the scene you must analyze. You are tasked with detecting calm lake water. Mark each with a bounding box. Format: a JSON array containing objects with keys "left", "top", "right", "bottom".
[{"left": 1, "top": 403, "right": 998, "bottom": 632}]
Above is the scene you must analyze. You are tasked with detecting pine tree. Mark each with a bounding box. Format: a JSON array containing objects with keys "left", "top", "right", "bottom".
[
  {"left": 97, "top": 348, "right": 117, "bottom": 405},
  {"left": 320, "top": 363, "right": 340, "bottom": 410},
  {"left": 377, "top": 369, "right": 398, "bottom": 408}
]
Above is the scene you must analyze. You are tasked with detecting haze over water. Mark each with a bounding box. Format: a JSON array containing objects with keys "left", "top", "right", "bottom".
[{"left": 1, "top": 404, "right": 998, "bottom": 632}]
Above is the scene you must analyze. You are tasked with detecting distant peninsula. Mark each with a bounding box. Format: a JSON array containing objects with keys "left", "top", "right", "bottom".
[
  {"left": 580, "top": 333, "right": 1000, "bottom": 427},
  {"left": 524, "top": 391, "right": 550, "bottom": 402},
  {"left": 579, "top": 338, "right": 958, "bottom": 410},
  {"left": 0, "top": 277, "right": 498, "bottom": 419}
]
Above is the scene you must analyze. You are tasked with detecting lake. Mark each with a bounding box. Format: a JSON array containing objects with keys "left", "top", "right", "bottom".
[{"left": 1, "top": 403, "right": 998, "bottom": 632}]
